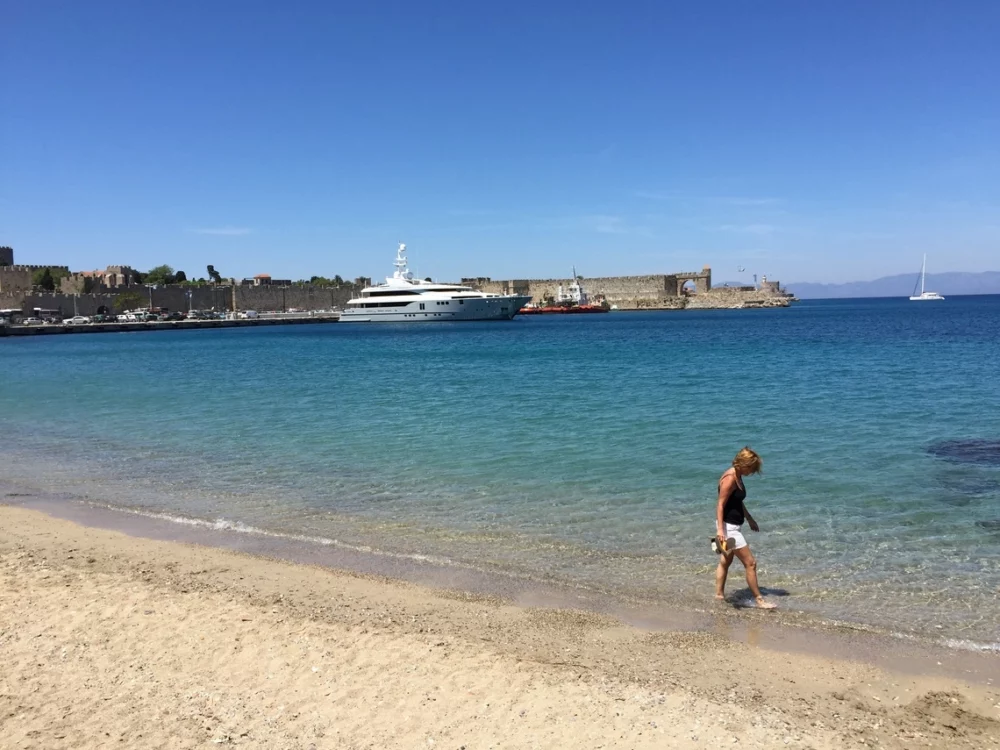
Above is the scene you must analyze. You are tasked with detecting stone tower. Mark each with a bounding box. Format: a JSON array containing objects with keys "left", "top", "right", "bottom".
[{"left": 0, "top": 246, "right": 13, "bottom": 266}]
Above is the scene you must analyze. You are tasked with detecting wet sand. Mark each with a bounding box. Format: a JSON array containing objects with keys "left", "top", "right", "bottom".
[{"left": 2, "top": 505, "right": 999, "bottom": 749}]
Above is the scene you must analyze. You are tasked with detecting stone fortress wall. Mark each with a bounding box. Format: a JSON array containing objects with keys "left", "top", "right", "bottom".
[
  {"left": 0, "top": 265, "right": 72, "bottom": 293},
  {"left": 0, "top": 244, "right": 355, "bottom": 316},
  {"left": 1, "top": 284, "right": 354, "bottom": 318},
  {"left": 2, "top": 275, "right": 792, "bottom": 316},
  {"left": 465, "top": 266, "right": 792, "bottom": 310},
  {"left": 1, "top": 243, "right": 792, "bottom": 316}
]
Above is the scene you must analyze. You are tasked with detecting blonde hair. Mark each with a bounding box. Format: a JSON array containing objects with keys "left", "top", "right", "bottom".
[{"left": 732, "top": 446, "right": 762, "bottom": 475}]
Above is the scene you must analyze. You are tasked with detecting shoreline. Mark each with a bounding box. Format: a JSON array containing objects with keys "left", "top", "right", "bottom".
[
  {"left": 3, "top": 480, "right": 999, "bottom": 670},
  {"left": 2, "top": 505, "right": 999, "bottom": 748}
]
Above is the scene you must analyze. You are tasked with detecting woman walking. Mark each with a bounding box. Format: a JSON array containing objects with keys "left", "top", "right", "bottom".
[{"left": 715, "top": 447, "right": 776, "bottom": 609}]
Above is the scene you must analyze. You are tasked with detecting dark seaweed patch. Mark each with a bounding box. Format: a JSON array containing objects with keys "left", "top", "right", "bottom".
[
  {"left": 935, "top": 495, "right": 974, "bottom": 507},
  {"left": 976, "top": 520, "right": 1000, "bottom": 531},
  {"left": 932, "top": 474, "right": 1000, "bottom": 500},
  {"left": 927, "top": 439, "right": 1000, "bottom": 466}
]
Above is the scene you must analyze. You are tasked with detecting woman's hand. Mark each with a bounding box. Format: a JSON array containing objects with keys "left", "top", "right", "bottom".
[{"left": 748, "top": 518, "right": 760, "bottom": 532}]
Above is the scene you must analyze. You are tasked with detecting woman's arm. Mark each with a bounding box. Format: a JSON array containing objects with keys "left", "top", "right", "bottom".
[
  {"left": 717, "top": 474, "right": 733, "bottom": 539},
  {"left": 742, "top": 502, "right": 760, "bottom": 532}
]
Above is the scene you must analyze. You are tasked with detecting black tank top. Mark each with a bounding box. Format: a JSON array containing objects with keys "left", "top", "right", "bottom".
[{"left": 721, "top": 474, "right": 746, "bottom": 526}]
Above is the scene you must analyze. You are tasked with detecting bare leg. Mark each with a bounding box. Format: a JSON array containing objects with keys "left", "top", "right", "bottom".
[
  {"left": 715, "top": 551, "right": 734, "bottom": 599},
  {"left": 733, "top": 546, "right": 776, "bottom": 609}
]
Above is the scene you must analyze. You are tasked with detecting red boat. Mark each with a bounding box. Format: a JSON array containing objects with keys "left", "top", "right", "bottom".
[
  {"left": 518, "top": 269, "right": 610, "bottom": 315},
  {"left": 519, "top": 303, "right": 608, "bottom": 314}
]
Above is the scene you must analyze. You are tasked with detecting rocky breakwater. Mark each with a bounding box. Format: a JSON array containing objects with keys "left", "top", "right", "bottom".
[{"left": 685, "top": 286, "right": 794, "bottom": 310}]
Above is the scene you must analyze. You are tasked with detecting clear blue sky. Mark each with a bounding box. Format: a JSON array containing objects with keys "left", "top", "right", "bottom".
[{"left": 3, "top": 1, "right": 998, "bottom": 284}]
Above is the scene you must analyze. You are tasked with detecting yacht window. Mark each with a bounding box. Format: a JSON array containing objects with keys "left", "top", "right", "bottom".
[
  {"left": 419, "top": 303, "right": 425, "bottom": 310},
  {"left": 368, "top": 290, "right": 420, "bottom": 297}
]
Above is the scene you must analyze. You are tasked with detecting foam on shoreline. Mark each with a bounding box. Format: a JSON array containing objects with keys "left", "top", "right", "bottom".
[{"left": 4, "top": 484, "right": 999, "bottom": 681}]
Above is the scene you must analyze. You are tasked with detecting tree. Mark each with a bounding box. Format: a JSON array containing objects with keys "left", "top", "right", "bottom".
[
  {"left": 82, "top": 277, "right": 97, "bottom": 294},
  {"left": 173, "top": 270, "right": 187, "bottom": 283},
  {"left": 207, "top": 265, "right": 222, "bottom": 283},
  {"left": 333, "top": 275, "right": 344, "bottom": 286},
  {"left": 31, "top": 267, "right": 69, "bottom": 290},
  {"left": 144, "top": 265, "right": 175, "bottom": 285},
  {"left": 115, "top": 291, "right": 142, "bottom": 312},
  {"left": 33, "top": 268, "right": 54, "bottom": 291}
]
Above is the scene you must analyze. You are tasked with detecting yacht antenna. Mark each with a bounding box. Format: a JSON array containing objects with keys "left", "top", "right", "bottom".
[{"left": 392, "top": 242, "right": 413, "bottom": 281}]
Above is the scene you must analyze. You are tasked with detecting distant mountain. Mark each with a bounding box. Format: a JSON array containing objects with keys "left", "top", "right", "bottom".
[{"left": 784, "top": 272, "right": 1000, "bottom": 299}]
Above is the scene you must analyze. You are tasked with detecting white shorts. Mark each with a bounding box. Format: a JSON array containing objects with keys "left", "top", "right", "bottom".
[{"left": 725, "top": 523, "right": 748, "bottom": 551}]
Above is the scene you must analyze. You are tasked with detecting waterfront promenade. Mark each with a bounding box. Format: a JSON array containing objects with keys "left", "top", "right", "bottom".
[{"left": 0, "top": 312, "right": 340, "bottom": 337}]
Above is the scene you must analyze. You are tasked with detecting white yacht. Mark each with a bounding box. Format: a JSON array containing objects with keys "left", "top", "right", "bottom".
[
  {"left": 909, "top": 254, "right": 945, "bottom": 301},
  {"left": 340, "top": 243, "right": 531, "bottom": 322}
]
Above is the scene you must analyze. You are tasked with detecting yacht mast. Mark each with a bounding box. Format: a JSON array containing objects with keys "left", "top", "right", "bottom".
[{"left": 392, "top": 243, "right": 413, "bottom": 282}]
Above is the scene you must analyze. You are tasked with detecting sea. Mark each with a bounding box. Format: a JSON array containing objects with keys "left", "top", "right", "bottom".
[{"left": 2, "top": 296, "right": 999, "bottom": 651}]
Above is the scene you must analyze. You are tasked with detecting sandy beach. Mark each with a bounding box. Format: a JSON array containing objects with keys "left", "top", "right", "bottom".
[{"left": 1, "top": 505, "right": 998, "bottom": 750}]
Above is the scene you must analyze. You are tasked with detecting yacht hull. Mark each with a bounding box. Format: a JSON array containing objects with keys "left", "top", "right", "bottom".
[{"left": 341, "top": 295, "right": 531, "bottom": 323}]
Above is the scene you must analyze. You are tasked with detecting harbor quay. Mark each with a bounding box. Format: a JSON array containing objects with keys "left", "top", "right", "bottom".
[
  {"left": 1, "top": 271, "right": 793, "bottom": 322},
  {"left": 1, "top": 245, "right": 793, "bottom": 319},
  {"left": 0, "top": 313, "right": 340, "bottom": 337}
]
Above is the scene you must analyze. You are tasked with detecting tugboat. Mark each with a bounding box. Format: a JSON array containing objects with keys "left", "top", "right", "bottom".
[{"left": 519, "top": 269, "right": 610, "bottom": 315}]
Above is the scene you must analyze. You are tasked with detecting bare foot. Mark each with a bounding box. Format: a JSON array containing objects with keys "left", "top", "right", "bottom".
[
  {"left": 755, "top": 597, "right": 777, "bottom": 610},
  {"left": 715, "top": 594, "right": 726, "bottom": 601}
]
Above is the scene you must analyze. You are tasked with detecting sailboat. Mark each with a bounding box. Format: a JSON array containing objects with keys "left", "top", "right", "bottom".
[{"left": 909, "top": 254, "right": 945, "bottom": 301}]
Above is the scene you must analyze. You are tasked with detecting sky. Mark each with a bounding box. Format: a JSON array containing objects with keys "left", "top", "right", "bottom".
[{"left": 2, "top": 1, "right": 998, "bottom": 285}]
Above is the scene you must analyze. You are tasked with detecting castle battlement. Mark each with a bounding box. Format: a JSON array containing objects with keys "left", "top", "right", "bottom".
[{"left": 2, "top": 264, "right": 71, "bottom": 272}]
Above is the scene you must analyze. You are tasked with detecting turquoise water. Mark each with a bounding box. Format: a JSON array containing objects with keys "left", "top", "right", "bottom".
[{"left": 2, "top": 298, "right": 999, "bottom": 646}]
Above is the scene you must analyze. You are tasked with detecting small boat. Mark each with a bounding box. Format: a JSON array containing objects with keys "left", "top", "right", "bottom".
[
  {"left": 518, "top": 303, "right": 609, "bottom": 315},
  {"left": 519, "top": 268, "right": 610, "bottom": 315},
  {"left": 909, "top": 254, "right": 945, "bottom": 301}
]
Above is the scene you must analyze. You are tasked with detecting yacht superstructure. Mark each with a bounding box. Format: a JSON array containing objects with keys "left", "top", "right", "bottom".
[{"left": 340, "top": 244, "right": 531, "bottom": 322}]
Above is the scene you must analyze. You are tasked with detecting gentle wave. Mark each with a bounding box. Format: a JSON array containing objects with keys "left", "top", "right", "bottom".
[{"left": 86, "top": 501, "right": 460, "bottom": 568}]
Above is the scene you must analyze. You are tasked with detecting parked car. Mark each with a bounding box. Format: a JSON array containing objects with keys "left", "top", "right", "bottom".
[
  {"left": 64, "top": 316, "right": 91, "bottom": 325},
  {"left": 91, "top": 314, "right": 115, "bottom": 323},
  {"left": 22, "top": 317, "right": 42, "bottom": 326}
]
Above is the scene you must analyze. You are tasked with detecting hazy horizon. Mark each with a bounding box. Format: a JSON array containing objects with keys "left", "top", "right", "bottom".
[{"left": 4, "top": 2, "right": 998, "bottom": 285}]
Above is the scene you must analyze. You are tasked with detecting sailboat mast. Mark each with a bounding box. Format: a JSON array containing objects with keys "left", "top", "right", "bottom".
[{"left": 921, "top": 254, "right": 927, "bottom": 295}]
